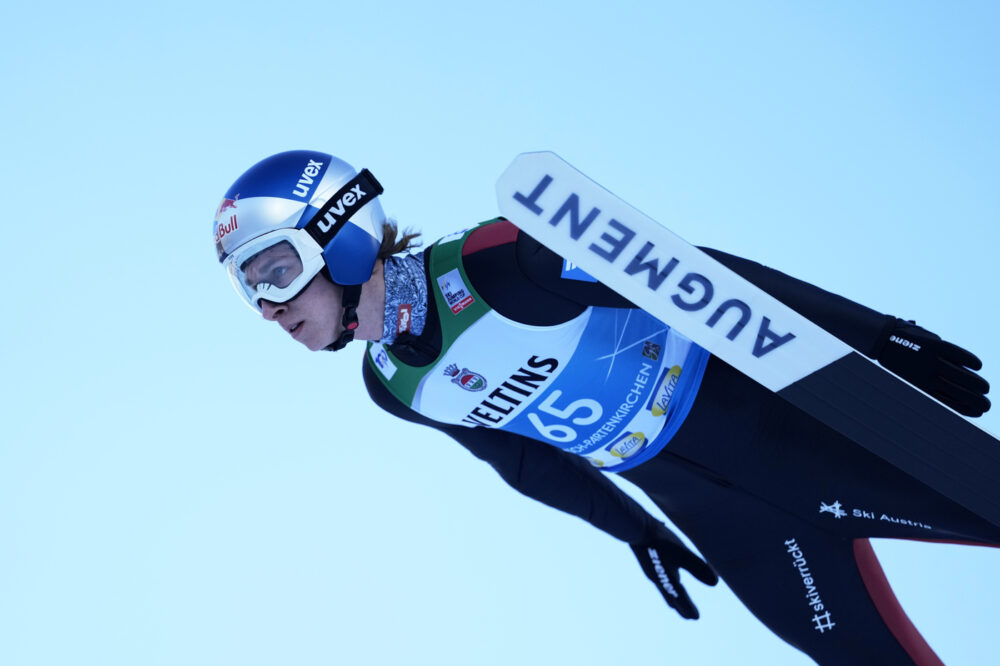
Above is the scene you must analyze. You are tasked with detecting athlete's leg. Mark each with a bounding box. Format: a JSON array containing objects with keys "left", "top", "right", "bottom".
[
  {"left": 625, "top": 454, "right": 944, "bottom": 666},
  {"left": 665, "top": 357, "right": 1000, "bottom": 546},
  {"left": 623, "top": 356, "right": 1000, "bottom": 664}
]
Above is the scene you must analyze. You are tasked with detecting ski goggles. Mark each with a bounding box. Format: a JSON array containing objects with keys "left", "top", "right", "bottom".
[{"left": 223, "top": 228, "right": 325, "bottom": 312}]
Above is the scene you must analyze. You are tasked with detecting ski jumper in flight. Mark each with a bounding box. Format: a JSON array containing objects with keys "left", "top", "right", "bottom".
[{"left": 214, "top": 150, "right": 996, "bottom": 666}]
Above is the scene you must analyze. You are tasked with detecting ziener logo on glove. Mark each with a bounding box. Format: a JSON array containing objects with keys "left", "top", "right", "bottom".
[
  {"left": 889, "top": 335, "right": 921, "bottom": 352},
  {"left": 647, "top": 547, "right": 680, "bottom": 599}
]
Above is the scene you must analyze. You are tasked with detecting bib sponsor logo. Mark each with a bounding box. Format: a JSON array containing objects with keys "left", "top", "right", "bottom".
[
  {"left": 444, "top": 363, "right": 487, "bottom": 392},
  {"left": 214, "top": 214, "right": 238, "bottom": 243},
  {"left": 609, "top": 432, "right": 646, "bottom": 459},
  {"left": 370, "top": 343, "right": 397, "bottom": 380},
  {"left": 642, "top": 340, "right": 661, "bottom": 361},
  {"left": 461, "top": 356, "right": 560, "bottom": 427},
  {"left": 397, "top": 304, "right": 412, "bottom": 335},
  {"left": 437, "top": 269, "right": 475, "bottom": 314},
  {"left": 292, "top": 159, "right": 324, "bottom": 198},
  {"left": 648, "top": 365, "right": 682, "bottom": 417}
]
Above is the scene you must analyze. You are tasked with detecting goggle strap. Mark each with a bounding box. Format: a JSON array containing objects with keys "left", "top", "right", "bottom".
[
  {"left": 326, "top": 283, "right": 363, "bottom": 352},
  {"left": 304, "top": 169, "right": 384, "bottom": 248}
]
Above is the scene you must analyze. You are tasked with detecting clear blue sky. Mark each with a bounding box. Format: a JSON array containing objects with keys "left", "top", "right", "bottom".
[{"left": 2, "top": 2, "right": 998, "bottom": 664}]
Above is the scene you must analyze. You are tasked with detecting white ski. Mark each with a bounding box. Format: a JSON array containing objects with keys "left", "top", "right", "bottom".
[{"left": 496, "top": 151, "right": 1000, "bottom": 528}]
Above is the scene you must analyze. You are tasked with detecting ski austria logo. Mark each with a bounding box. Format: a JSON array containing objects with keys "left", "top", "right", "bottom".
[
  {"left": 444, "top": 363, "right": 487, "bottom": 392},
  {"left": 818, "top": 500, "right": 847, "bottom": 519},
  {"left": 608, "top": 432, "right": 646, "bottom": 459},
  {"left": 817, "top": 498, "right": 933, "bottom": 529},
  {"left": 648, "top": 365, "right": 682, "bottom": 417},
  {"left": 436, "top": 269, "right": 475, "bottom": 315}
]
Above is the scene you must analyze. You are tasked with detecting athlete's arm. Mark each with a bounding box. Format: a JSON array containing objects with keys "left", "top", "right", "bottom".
[
  {"left": 507, "top": 228, "right": 988, "bottom": 416},
  {"left": 363, "top": 360, "right": 718, "bottom": 617},
  {"left": 696, "top": 248, "right": 894, "bottom": 355},
  {"left": 699, "top": 248, "right": 990, "bottom": 416},
  {"left": 510, "top": 229, "right": 892, "bottom": 353},
  {"left": 363, "top": 361, "right": 662, "bottom": 544}
]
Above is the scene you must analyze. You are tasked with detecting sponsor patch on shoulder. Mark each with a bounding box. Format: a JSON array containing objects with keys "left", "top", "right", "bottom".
[
  {"left": 436, "top": 268, "right": 475, "bottom": 314},
  {"left": 369, "top": 342, "right": 397, "bottom": 380},
  {"left": 560, "top": 259, "right": 598, "bottom": 282}
]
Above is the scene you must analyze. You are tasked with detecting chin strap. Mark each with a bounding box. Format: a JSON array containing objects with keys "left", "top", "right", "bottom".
[{"left": 326, "top": 284, "right": 362, "bottom": 352}]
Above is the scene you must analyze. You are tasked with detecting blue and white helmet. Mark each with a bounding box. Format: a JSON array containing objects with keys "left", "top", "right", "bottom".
[{"left": 214, "top": 150, "right": 385, "bottom": 311}]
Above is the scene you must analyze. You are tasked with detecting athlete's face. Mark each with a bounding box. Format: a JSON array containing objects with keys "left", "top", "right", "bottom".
[{"left": 259, "top": 274, "right": 344, "bottom": 351}]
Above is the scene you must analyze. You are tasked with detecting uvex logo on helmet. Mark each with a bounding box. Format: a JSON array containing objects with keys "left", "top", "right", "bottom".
[
  {"left": 292, "top": 159, "right": 324, "bottom": 198},
  {"left": 315, "top": 183, "right": 369, "bottom": 233},
  {"left": 301, "top": 169, "right": 384, "bottom": 253}
]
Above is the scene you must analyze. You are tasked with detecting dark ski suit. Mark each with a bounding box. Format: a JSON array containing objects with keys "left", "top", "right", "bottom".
[{"left": 365, "top": 220, "right": 998, "bottom": 665}]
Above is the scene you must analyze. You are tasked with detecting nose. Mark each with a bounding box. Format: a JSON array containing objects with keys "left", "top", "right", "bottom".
[{"left": 259, "top": 299, "right": 286, "bottom": 321}]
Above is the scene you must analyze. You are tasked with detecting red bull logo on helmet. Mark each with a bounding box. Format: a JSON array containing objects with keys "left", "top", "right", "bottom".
[
  {"left": 215, "top": 193, "right": 239, "bottom": 221},
  {"left": 214, "top": 214, "right": 238, "bottom": 243}
]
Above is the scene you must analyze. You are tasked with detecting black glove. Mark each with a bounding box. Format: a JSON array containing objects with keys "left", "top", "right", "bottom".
[
  {"left": 876, "top": 319, "right": 991, "bottom": 417},
  {"left": 630, "top": 527, "right": 718, "bottom": 620}
]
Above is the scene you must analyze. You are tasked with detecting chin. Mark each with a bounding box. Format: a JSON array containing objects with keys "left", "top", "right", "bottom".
[{"left": 303, "top": 335, "right": 338, "bottom": 352}]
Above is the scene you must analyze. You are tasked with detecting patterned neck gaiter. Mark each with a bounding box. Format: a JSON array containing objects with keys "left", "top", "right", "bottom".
[{"left": 380, "top": 250, "right": 429, "bottom": 345}]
